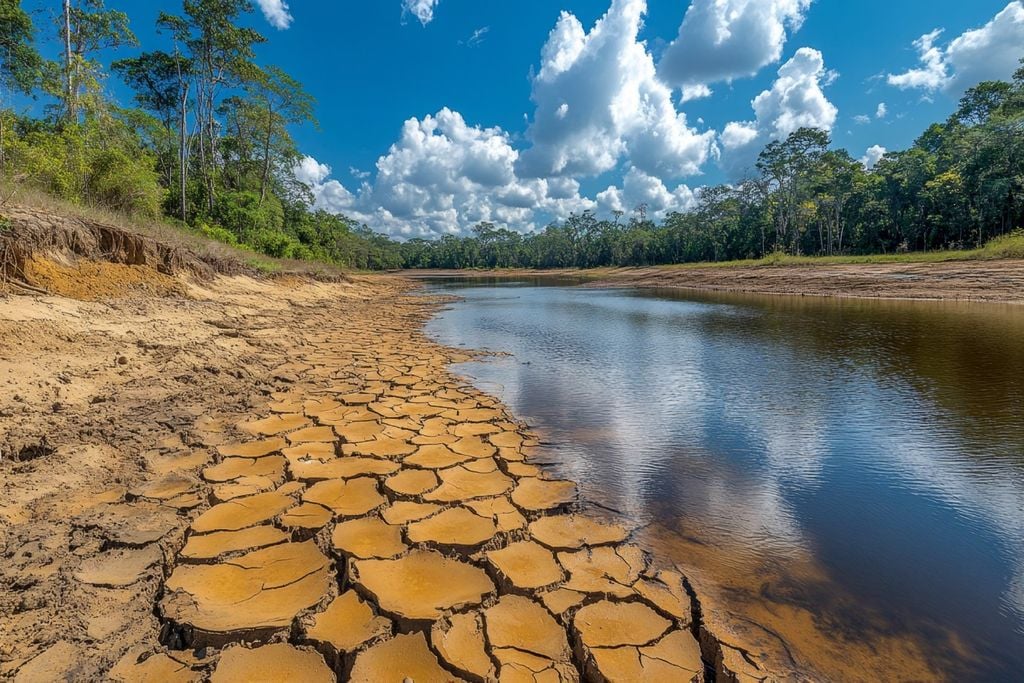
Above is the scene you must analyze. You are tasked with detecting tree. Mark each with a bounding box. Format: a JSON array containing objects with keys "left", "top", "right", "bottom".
[
  {"left": 0, "top": 0, "right": 41, "bottom": 95},
  {"left": 757, "top": 127, "right": 830, "bottom": 254},
  {"left": 953, "top": 81, "right": 1013, "bottom": 126},
  {"left": 0, "top": 0, "right": 41, "bottom": 173},
  {"left": 158, "top": 0, "right": 266, "bottom": 212},
  {"left": 59, "top": 0, "right": 137, "bottom": 121},
  {"left": 244, "top": 65, "right": 315, "bottom": 206},
  {"left": 112, "top": 51, "right": 192, "bottom": 194}
]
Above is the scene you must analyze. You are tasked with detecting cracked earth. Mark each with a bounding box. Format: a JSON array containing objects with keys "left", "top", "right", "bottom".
[{"left": 0, "top": 274, "right": 756, "bottom": 682}]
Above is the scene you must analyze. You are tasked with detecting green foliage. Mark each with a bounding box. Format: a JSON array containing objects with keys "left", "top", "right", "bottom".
[
  {"left": 211, "top": 190, "right": 283, "bottom": 241},
  {"left": 0, "top": 0, "right": 43, "bottom": 93},
  {"left": 86, "top": 140, "right": 163, "bottom": 216},
  {"left": 194, "top": 220, "right": 238, "bottom": 246},
  {"left": 977, "top": 230, "right": 1024, "bottom": 260},
  {"left": 3, "top": 116, "right": 163, "bottom": 216}
]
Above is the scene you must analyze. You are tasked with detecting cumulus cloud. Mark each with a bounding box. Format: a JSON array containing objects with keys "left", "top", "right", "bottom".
[
  {"left": 297, "top": 110, "right": 595, "bottom": 238},
  {"left": 888, "top": 2, "right": 1024, "bottom": 94},
  {"left": 853, "top": 114, "right": 870, "bottom": 125},
  {"left": 294, "top": 156, "right": 331, "bottom": 186},
  {"left": 295, "top": 156, "right": 358, "bottom": 211},
  {"left": 402, "top": 0, "right": 440, "bottom": 26},
  {"left": 887, "top": 29, "right": 948, "bottom": 91},
  {"left": 516, "top": 0, "right": 715, "bottom": 180},
  {"left": 719, "top": 47, "right": 838, "bottom": 177},
  {"left": 255, "top": 0, "right": 293, "bottom": 30},
  {"left": 860, "top": 144, "right": 886, "bottom": 169},
  {"left": 876, "top": 102, "right": 888, "bottom": 119},
  {"left": 658, "top": 0, "right": 812, "bottom": 92},
  {"left": 596, "top": 167, "right": 697, "bottom": 219}
]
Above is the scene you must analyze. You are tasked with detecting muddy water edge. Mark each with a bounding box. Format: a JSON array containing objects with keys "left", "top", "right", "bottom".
[{"left": 422, "top": 276, "right": 1024, "bottom": 682}]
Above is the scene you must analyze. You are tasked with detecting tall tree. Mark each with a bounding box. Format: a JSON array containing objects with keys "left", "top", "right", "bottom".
[
  {"left": 157, "top": 0, "right": 265, "bottom": 212},
  {"left": 245, "top": 65, "right": 315, "bottom": 205},
  {"left": 59, "top": 0, "right": 137, "bottom": 121},
  {"left": 757, "top": 128, "right": 830, "bottom": 254}
]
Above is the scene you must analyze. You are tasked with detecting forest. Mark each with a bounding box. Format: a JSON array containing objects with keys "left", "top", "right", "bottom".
[{"left": 0, "top": 0, "right": 1022, "bottom": 271}]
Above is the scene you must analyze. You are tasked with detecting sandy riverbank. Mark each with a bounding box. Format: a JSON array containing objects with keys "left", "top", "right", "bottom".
[
  {"left": 0, "top": 269, "right": 754, "bottom": 681},
  {"left": 412, "top": 258, "right": 1024, "bottom": 304}
]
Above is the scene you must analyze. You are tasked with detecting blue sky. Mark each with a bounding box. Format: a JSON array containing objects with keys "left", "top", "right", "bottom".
[{"left": 25, "top": 1, "right": 1024, "bottom": 237}]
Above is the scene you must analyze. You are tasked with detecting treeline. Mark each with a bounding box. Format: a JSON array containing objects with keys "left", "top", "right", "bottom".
[
  {"left": 0, "top": 0, "right": 401, "bottom": 269},
  {"left": 400, "top": 64, "right": 1024, "bottom": 270}
]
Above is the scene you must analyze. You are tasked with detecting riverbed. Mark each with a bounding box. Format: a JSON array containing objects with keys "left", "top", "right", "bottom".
[{"left": 424, "top": 276, "right": 1024, "bottom": 682}]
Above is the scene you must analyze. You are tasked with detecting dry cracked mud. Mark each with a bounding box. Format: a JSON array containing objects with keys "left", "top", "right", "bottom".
[{"left": 1, "top": 272, "right": 756, "bottom": 682}]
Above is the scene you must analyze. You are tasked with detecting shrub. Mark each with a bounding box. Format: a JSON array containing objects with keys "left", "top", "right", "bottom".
[
  {"left": 195, "top": 220, "right": 240, "bottom": 246},
  {"left": 249, "top": 228, "right": 295, "bottom": 258},
  {"left": 86, "top": 146, "right": 163, "bottom": 217},
  {"left": 212, "top": 191, "right": 285, "bottom": 244},
  {"left": 2, "top": 116, "right": 163, "bottom": 217}
]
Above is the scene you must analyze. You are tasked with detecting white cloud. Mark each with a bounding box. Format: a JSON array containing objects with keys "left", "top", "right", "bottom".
[
  {"left": 596, "top": 167, "right": 697, "bottom": 219},
  {"left": 255, "top": 0, "right": 292, "bottom": 30},
  {"left": 876, "top": 102, "right": 888, "bottom": 119},
  {"left": 719, "top": 47, "right": 838, "bottom": 177},
  {"left": 294, "top": 156, "right": 331, "bottom": 186},
  {"left": 297, "top": 110, "right": 596, "bottom": 238},
  {"left": 402, "top": 0, "right": 440, "bottom": 26},
  {"left": 860, "top": 144, "right": 886, "bottom": 169},
  {"left": 680, "top": 84, "right": 713, "bottom": 103},
  {"left": 516, "top": 0, "right": 715, "bottom": 180},
  {"left": 658, "top": 0, "right": 813, "bottom": 91},
  {"left": 853, "top": 114, "right": 870, "bottom": 125},
  {"left": 887, "top": 29, "right": 948, "bottom": 91},
  {"left": 888, "top": 2, "right": 1024, "bottom": 94},
  {"left": 463, "top": 26, "right": 490, "bottom": 47}
]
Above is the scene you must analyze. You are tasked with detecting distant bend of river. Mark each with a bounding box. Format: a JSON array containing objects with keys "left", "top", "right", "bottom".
[{"left": 422, "top": 277, "right": 1024, "bottom": 683}]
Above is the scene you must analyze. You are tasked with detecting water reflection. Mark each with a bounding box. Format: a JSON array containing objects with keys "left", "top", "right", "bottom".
[{"left": 424, "top": 280, "right": 1024, "bottom": 682}]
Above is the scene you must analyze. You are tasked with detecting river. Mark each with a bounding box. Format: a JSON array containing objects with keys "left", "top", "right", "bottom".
[{"left": 422, "top": 277, "right": 1024, "bottom": 682}]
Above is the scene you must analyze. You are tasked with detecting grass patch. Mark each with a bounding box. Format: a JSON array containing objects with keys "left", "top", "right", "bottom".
[
  {"left": 974, "top": 231, "right": 1024, "bottom": 260},
  {"left": 246, "top": 257, "right": 283, "bottom": 275}
]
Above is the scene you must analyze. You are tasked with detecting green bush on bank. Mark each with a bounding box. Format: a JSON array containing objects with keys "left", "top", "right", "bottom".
[
  {"left": 3, "top": 115, "right": 163, "bottom": 217},
  {"left": 977, "top": 230, "right": 1024, "bottom": 260}
]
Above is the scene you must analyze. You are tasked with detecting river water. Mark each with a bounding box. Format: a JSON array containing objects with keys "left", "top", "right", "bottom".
[{"left": 422, "top": 277, "right": 1024, "bottom": 682}]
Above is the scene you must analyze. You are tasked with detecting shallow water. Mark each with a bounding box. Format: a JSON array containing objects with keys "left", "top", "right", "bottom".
[{"left": 423, "top": 277, "right": 1024, "bottom": 682}]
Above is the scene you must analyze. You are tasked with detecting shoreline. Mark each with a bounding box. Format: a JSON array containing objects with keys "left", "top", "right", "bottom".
[
  {"left": 407, "top": 258, "right": 1024, "bottom": 305},
  {"left": 0, "top": 272, "right": 758, "bottom": 681}
]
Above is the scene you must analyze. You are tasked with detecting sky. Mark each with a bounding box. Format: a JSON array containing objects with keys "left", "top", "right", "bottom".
[{"left": 26, "top": 0, "right": 1024, "bottom": 238}]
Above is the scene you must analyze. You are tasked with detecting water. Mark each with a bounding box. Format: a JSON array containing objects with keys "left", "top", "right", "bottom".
[{"left": 422, "top": 277, "right": 1024, "bottom": 682}]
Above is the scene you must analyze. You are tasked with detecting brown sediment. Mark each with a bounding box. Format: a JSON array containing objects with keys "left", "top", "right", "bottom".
[
  {"left": 3, "top": 260, "right": 760, "bottom": 682},
  {"left": 414, "top": 261, "right": 1024, "bottom": 304},
  {"left": 584, "top": 261, "right": 1024, "bottom": 303}
]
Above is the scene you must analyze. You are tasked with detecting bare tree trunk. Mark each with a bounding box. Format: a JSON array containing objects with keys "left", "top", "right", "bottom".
[
  {"left": 63, "top": 0, "right": 75, "bottom": 122},
  {"left": 179, "top": 82, "right": 190, "bottom": 223},
  {"left": 258, "top": 110, "right": 273, "bottom": 207}
]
